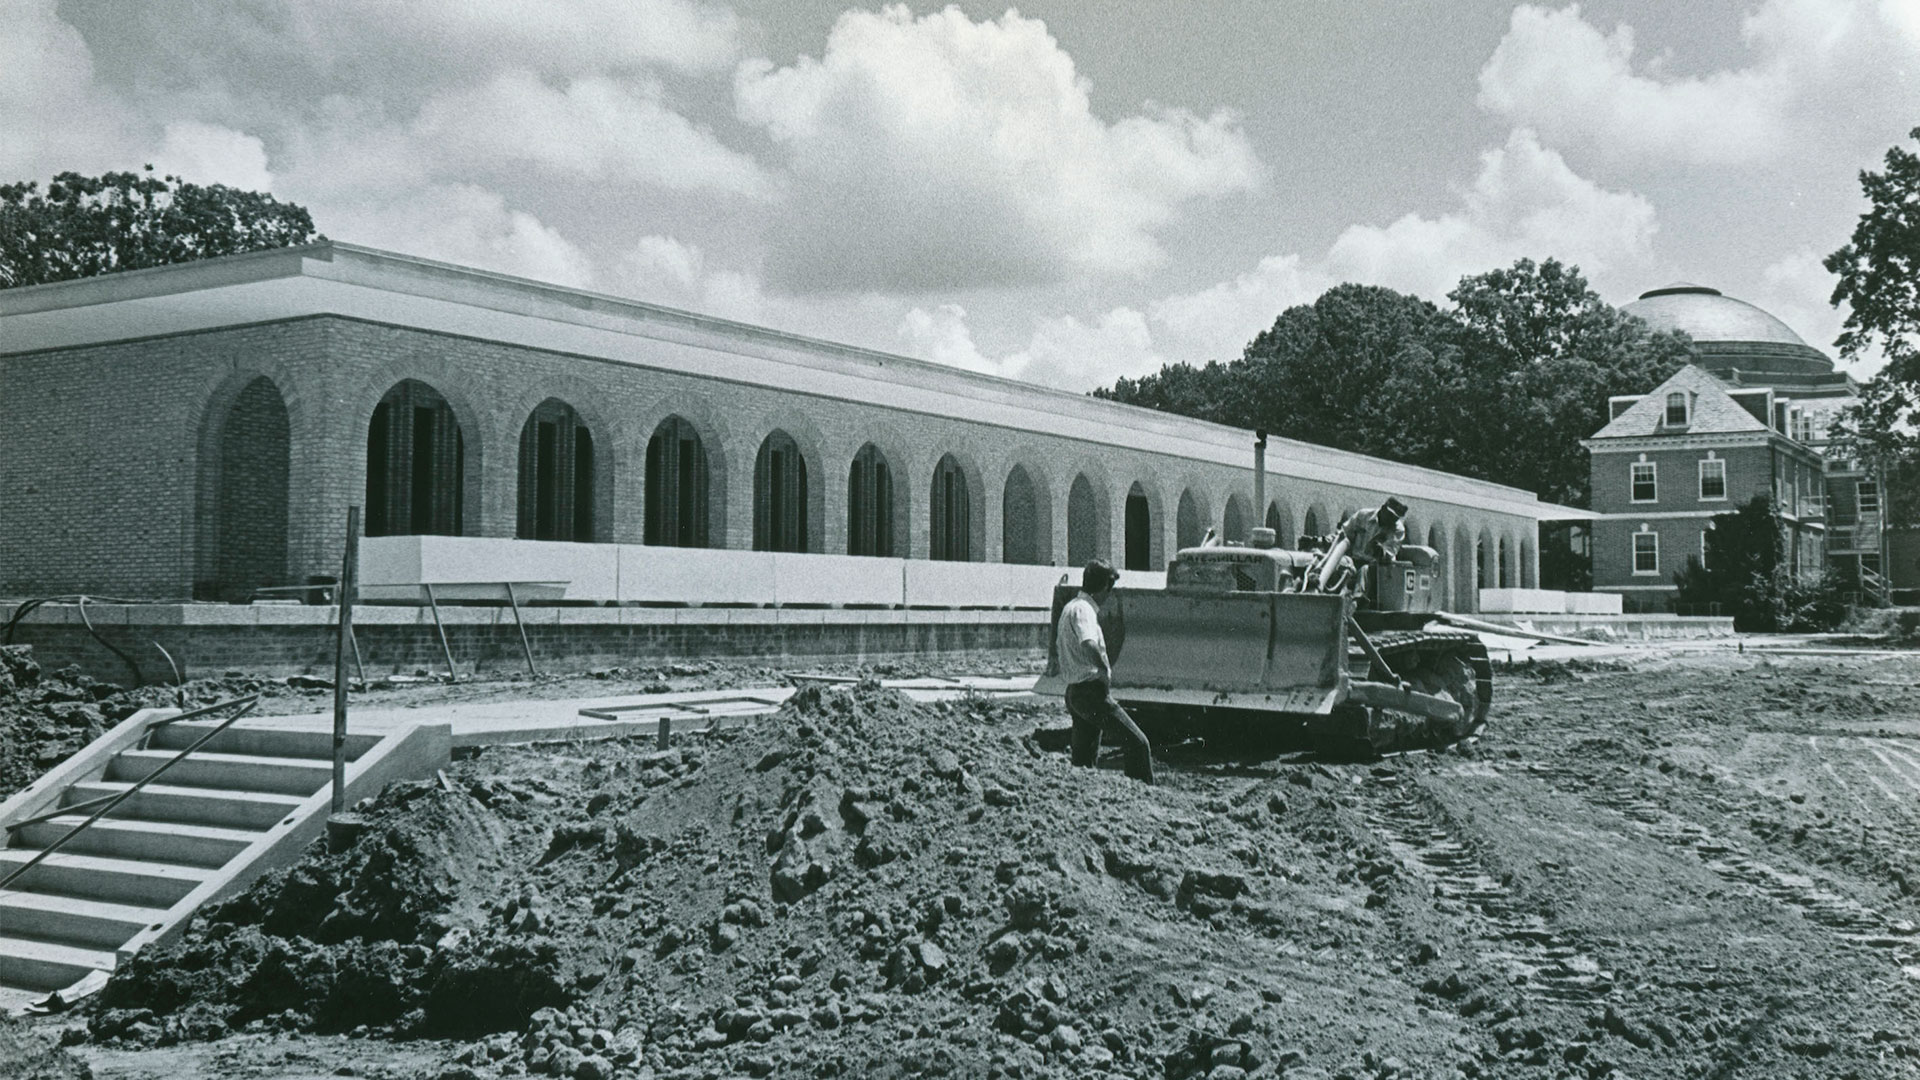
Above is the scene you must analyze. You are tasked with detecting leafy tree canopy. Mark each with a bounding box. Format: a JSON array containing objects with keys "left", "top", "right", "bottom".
[
  {"left": 1, "top": 167, "right": 321, "bottom": 290},
  {"left": 1825, "top": 125, "right": 1920, "bottom": 526},
  {"left": 1097, "top": 258, "right": 1692, "bottom": 507}
]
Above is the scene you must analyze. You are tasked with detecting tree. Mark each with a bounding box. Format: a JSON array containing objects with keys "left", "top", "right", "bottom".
[
  {"left": 1102, "top": 284, "right": 1471, "bottom": 473},
  {"left": 1447, "top": 258, "right": 1693, "bottom": 506},
  {"left": 1098, "top": 258, "right": 1691, "bottom": 508},
  {"left": 1825, "top": 126, "right": 1920, "bottom": 526},
  {"left": 1671, "top": 495, "right": 1853, "bottom": 630},
  {"left": 1, "top": 168, "right": 320, "bottom": 290}
]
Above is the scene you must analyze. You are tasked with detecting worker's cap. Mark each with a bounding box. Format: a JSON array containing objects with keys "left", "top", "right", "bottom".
[{"left": 1081, "top": 558, "right": 1120, "bottom": 591}]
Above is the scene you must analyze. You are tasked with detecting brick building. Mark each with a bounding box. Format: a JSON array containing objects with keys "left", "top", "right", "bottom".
[
  {"left": 1, "top": 242, "right": 1572, "bottom": 610},
  {"left": 1583, "top": 282, "right": 1901, "bottom": 610}
]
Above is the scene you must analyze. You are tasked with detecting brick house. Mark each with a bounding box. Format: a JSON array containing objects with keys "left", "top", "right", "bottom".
[{"left": 1583, "top": 282, "right": 1903, "bottom": 610}]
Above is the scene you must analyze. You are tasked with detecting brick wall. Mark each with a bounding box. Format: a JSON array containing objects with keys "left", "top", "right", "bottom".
[{"left": 1, "top": 316, "right": 1541, "bottom": 609}]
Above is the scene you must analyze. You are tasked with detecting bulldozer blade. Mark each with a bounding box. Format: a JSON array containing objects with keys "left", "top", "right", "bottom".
[{"left": 1036, "top": 586, "right": 1350, "bottom": 715}]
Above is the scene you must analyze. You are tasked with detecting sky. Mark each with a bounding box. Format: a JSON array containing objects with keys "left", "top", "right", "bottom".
[{"left": 5, "top": 0, "right": 1918, "bottom": 390}]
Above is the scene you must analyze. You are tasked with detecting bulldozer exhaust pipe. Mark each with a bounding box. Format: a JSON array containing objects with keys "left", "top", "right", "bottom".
[{"left": 1253, "top": 430, "right": 1268, "bottom": 530}]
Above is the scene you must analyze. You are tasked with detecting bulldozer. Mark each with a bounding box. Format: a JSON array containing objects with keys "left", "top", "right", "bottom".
[{"left": 1035, "top": 434, "right": 1493, "bottom": 758}]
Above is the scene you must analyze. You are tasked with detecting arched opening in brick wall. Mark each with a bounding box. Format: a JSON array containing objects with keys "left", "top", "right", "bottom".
[
  {"left": 1223, "top": 494, "right": 1250, "bottom": 544},
  {"left": 753, "top": 430, "right": 810, "bottom": 553},
  {"left": 645, "top": 415, "right": 711, "bottom": 547},
  {"left": 1066, "top": 474, "right": 1107, "bottom": 566},
  {"left": 1124, "top": 484, "right": 1153, "bottom": 571},
  {"left": 929, "top": 454, "right": 973, "bottom": 561},
  {"left": 1266, "top": 502, "right": 1291, "bottom": 547},
  {"left": 1176, "top": 489, "right": 1204, "bottom": 550},
  {"left": 1303, "top": 506, "right": 1324, "bottom": 538},
  {"left": 195, "top": 376, "right": 289, "bottom": 601},
  {"left": 516, "top": 398, "right": 595, "bottom": 542},
  {"left": 366, "top": 380, "right": 465, "bottom": 538},
  {"left": 847, "top": 443, "right": 895, "bottom": 557},
  {"left": 1001, "top": 466, "right": 1044, "bottom": 564},
  {"left": 1477, "top": 529, "right": 1496, "bottom": 592}
]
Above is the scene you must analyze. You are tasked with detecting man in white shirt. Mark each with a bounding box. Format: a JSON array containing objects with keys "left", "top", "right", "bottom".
[{"left": 1057, "top": 559, "right": 1154, "bottom": 784}]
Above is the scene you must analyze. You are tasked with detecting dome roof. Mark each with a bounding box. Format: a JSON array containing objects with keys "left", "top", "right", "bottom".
[
  {"left": 1622, "top": 282, "right": 1832, "bottom": 376},
  {"left": 1623, "top": 283, "right": 1808, "bottom": 347}
]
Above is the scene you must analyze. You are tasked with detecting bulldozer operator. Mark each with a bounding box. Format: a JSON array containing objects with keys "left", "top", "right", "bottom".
[{"left": 1057, "top": 559, "right": 1155, "bottom": 785}]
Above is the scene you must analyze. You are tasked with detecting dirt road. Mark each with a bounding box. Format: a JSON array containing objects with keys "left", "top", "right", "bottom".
[{"left": 19, "top": 646, "right": 1920, "bottom": 1079}]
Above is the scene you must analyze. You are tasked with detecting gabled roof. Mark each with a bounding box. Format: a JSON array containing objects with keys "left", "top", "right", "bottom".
[{"left": 1589, "top": 365, "right": 1770, "bottom": 439}]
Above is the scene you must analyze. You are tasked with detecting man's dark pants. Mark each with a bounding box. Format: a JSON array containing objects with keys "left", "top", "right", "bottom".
[{"left": 1066, "top": 679, "right": 1154, "bottom": 784}]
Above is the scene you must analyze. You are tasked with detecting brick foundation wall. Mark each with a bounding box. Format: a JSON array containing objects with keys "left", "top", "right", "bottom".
[{"left": 0, "top": 604, "right": 1047, "bottom": 684}]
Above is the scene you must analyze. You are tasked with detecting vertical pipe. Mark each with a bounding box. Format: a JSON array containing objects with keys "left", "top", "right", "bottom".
[
  {"left": 332, "top": 506, "right": 359, "bottom": 815},
  {"left": 1253, "top": 430, "right": 1268, "bottom": 527}
]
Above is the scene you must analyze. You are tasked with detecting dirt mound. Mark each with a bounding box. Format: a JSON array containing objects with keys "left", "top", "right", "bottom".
[
  {"left": 0, "top": 645, "right": 283, "bottom": 800},
  {"left": 92, "top": 681, "right": 1430, "bottom": 1077}
]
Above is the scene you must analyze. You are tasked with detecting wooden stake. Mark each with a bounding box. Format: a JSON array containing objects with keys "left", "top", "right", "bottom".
[{"left": 332, "top": 506, "right": 359, "bottom": 815}]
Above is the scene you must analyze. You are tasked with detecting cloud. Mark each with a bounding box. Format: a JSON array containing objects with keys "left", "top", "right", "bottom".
[
  {"left": 1147, "top": 255, "right": 1335, "bottom": 365},
  {"left": 308, "top": 182, "right": 597, "bottom": 289},
  {"left": 900, "top": 303, "right": 1163, "bottom": 390},
  {"left": 1326, "top": 129, "right": 1657, "bottom": 301},
  {"left": 611, "top": 234, "right": 769, "bottom": 323},
  {"left": 0, "top": 0, "right": 137, "bottom": 178},
  {"left": 903, "top": 129, "right": 1660, "bottom": 390},
  {"left": 413, "top": 71, "right": 774, "bottom": 197},
  {"left": 1478, "top": 0, "right": 1920, "bottom": 166},
  {"left": 150, "top": 121, "right": 275, "bottom": 190},
  {"left": 736, "top": 4, "right": 1260, "bottom": 292}
]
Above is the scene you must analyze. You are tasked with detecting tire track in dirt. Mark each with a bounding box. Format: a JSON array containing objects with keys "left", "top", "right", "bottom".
[
  {"left": 1358, "top": 770, "right": 1617, "bottom": 1006},
  {"left": 1527, "top": 763, "right": 1920, "bottom": 980}
]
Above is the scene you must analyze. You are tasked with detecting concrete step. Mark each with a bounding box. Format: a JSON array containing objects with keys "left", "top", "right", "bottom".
[
  {"left": 65, "top": 782, "right": 306, "bottom": 830},
  {"left": 149, "top": 722, "right": 380, "bottom": 761},
  {"left": 0, "top": 890, "right": 169, "bottom": 949},
  {"left": 0, "top": 935, "right": 115, "bottom": 992},
  {"left": 0, "top": 850, "right": 211, "bottom": 908},
  {"left": 13, "top": 816, "right": 260, "bottom": 869},
  {"left": 106, "top": 749, "right": 333, "bottom": 797}
]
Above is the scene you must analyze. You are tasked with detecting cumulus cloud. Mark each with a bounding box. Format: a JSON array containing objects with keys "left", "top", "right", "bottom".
[
  {"left": 310, "top": 182, "right": 597, "bottom": 289},
  {"left": 736, "top": 4, "right": 1260, "bottom": 292},
  {"left": 1478, "top": 0, "right": 1920, "bottom": 166},
  {"left": 903, "top": 129, "right": 1661, "bottom": 390},
  {"left": 413, "top": 71, "right": 774, "bottom": 197},
  {"left": 0, "top": 0, "right": 137, "bottom": 177},
  {"left": 611, "top": 234, "right": 769, "bottom": 323},
  {"left": 1326, "top": 129, "right": 1657, "bottom": 301},
  {"left": 150, "top": 121, "right": 275, "bottom": 191},
  {"left": 900, "top": 303, "right": 1163, "bottom": 390}
]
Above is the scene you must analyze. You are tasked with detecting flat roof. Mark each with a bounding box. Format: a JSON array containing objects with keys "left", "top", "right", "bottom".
[{"left": 0, "top": 242, "right": 1584, "bottom": 521}]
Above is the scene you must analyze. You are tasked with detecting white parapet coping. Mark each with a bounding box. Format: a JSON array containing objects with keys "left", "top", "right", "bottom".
[
  {"left": 357, "top": 536, "right": 1166, "bottom": 608},
  {"left": 1478, "top": 588, "right": 1624, "bottom": 615}
]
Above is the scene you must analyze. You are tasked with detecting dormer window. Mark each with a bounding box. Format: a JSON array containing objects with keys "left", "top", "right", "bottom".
[{"left": 1665, "top": 392, "right": 1689, "bottom": 426}]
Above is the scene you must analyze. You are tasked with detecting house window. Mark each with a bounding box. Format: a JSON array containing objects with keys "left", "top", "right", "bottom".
[
  {"left": 1633, "top": 531, "right": 1659, "bottom": 575},
  {"left": 1698, "top": 458, "right": 1726, "bottom": 500},
  {"left": 1859, "top": 479, "right": 1880, "bottom": 514},
  {"left": 1790, "top": 410, "right": 1815, "bottom": 443},
  {"left": 1665, "top": 392, "right": 1689, "bottom": 426},
  {"left": 1631, "top": 462, "right": 1657, "bottom": 503}
]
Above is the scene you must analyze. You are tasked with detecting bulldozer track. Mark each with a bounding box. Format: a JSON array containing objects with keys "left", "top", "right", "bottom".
[
  {"left": 1524, "top": 763, "right": 1920, "bottom": 978},
  {"left": 1358, "top": 631, "right": 1494, "bottom": 725},
  {"left": 1360, "top": 770, "right": 1616, "bottom": 1005}
]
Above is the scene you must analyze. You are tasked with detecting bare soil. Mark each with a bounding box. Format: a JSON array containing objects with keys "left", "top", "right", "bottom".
[{"left": 19, "top": 646, "right": 1920, "bottom": 1079}]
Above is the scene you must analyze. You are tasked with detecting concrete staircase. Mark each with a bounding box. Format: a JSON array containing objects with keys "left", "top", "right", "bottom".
[{"left": 0, "top": 707, "right": 449, "bottom": 1011}]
